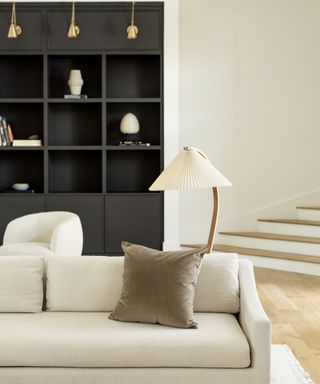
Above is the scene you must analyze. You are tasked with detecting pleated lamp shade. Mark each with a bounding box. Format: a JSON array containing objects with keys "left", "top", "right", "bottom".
[{"left": 149, "top": 147, "right": 231, "bottom": 191}]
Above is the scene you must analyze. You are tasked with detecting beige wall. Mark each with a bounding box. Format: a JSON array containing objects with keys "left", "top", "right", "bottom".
[{"left": 179, "top": 0, "right": 320, "bottom": 243}]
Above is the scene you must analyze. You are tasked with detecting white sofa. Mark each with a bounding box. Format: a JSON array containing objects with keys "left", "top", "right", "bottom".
[
  {"left": 0, "top": 253, "right": 271, "bottom": 384},
  {"left": 0, "top": 212, "right": 83, "bottom": 257}
]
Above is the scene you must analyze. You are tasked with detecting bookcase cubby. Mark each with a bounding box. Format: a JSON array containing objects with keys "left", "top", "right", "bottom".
[
  {"left": 0, "top": 103, "right": 43, "bottom": 141},
  {"left": 0, "top": 151, "right": 44, "bottom": 193},
  {"left": 0, "top": 2, "right": 163, "bottom": 254},
  {"left": 48, "top": 103, "right": 102, "bottom": 146},
  {"left": 0, "top": 55, "right": 43, "bottom": 99}
]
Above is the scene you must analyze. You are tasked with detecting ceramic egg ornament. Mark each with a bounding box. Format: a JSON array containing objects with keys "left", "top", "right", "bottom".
[{"left": 120, "top": 113, "right": 140, "bottom": 135}]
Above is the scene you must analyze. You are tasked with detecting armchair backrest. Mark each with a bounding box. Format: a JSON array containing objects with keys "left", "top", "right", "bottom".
[{"left": 3, "top": 212, "right": 83, "bottom": 256}]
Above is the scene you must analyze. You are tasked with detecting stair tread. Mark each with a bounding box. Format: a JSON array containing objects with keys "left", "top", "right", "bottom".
[
  {"left": 297, "top": 206, "right": 320, "bottom": 211},
  {"left": 180, "top": 243, "right": 320, "bottom": 264},
  {"left": 213, "top": 245, "right": 320, "bottom": 264},
  {"left": 258, "top": 218, "right": 320, "bottom": 226},
  {"left": 219, "top": 231, "right": 320, "bottom": 244}
]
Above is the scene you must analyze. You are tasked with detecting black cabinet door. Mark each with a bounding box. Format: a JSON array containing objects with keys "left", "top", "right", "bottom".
[
  {"left": 105, "top": 193, "right": 163, "bottom": 254},
  {"left": 0, "top": 196, "right": 45, "bottom": 245},
  {"left": 47, "top": 195, "right": 104, "bottom": 254}
]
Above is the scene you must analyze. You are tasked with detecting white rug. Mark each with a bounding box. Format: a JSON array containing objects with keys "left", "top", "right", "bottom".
[{"left": 272, "top": 344, "right": 315, "bottom": 384}]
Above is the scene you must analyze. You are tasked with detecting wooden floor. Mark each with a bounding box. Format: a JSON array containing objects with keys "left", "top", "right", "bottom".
[{"left": 255, "top": 268, "right": 320, "bottom": 383}]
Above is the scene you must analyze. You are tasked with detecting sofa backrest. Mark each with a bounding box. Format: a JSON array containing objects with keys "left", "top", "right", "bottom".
[{"left": 45, "top": 253, "right": 240, "bottom": 313}]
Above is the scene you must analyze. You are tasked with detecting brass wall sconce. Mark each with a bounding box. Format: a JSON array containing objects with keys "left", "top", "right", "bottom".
[
  {"left": 8, "top": 1, "right": 22, "bottom": 39},
  {"left": 68, "top": 0, "right": 80, "bottom": 38},
  {"left": 127, "top": 1, "right": 138, "bottom": 39}
]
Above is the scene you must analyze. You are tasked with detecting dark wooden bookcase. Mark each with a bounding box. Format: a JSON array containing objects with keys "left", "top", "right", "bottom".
[{"left": 0, "top": 2, "right": 164, "bottom": 254}]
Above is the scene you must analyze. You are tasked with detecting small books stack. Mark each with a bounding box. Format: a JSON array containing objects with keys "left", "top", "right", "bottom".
[
  {"left": 64, "top": 94, "right": 88, "bottom": 99},
  {"left": 12, "top": 140, "right": 42, "bottom": 147},
  {"left": 0, "top": 116, "right": 14, "bottom": 146}
]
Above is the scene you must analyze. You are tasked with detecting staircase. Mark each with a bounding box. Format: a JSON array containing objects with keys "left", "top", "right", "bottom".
[{"left": 216, "top": 206, "right": 320, "bottom": 275}]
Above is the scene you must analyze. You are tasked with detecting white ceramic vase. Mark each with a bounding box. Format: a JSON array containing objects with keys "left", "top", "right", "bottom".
[
  {"left": 68, "top": 69, "right": 84, "bottom": 96},
  {"left": 120, "top": 113, "right": 140, "bottom": 134}
]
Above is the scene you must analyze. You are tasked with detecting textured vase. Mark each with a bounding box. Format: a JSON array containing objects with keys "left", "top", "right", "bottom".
[
  {"left": 68, "top": 69, "right": 84, "bottom": 95},
  {"left": 120, "top": 113, "right": 140, "bottom": 134}
]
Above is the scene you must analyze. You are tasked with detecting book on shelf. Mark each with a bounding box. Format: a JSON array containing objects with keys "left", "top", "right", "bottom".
[
  {"left": 0, "top": 115, "right": 14, "bottom": 147},
  {"left": 64, "top": 94, "right": 88, "bottom": 99},
  {"left": 12, "top": 140, "right": 42, "bottom": 147}
]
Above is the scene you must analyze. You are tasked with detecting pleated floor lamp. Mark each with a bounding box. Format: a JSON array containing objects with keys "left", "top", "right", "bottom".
[{"left": 149, "top": 147, "right": 232, "bottom": 253}]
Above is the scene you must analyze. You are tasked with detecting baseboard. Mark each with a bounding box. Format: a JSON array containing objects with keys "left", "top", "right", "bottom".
[{"left": 162, "top": 241, "right": 181, "bottom": 251}]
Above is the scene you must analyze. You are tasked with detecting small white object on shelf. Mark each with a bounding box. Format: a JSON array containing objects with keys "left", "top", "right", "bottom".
[
  {"left": 120, "top": 113, "right": 140, "bottom": 134},
  {"left": 12, "top": 183, "right": 30, "bottom": 191},
  {"left": 68, "top": 69, "right": 84, "bottom": 96}
]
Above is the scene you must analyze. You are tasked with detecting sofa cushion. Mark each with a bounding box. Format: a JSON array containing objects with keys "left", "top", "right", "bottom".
[
  {"left": 0, "top": 312, "right": 250, "bottom": 368},
  {"left": 109, "top": 242, "right": 205, "bottom": 328},
  {"left": 0, "top": 242, "right": 54, "bottom": 258},
  {"left": 46, "top": 256, "right": 124, "bottom": 311},
  {"left": 194, "top": 252, "right": 240, "bottom": 313},
  {"left": 0, "top": 256, "right": 44, "bottom": 313},
  {"left": 45, "top": 252, "right": 239, "bottom": 313}
]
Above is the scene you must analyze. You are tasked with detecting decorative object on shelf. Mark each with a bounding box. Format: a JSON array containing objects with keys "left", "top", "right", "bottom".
[
  {"left": 67, "top": 0, "right": 80, "bottom": 38},
  {"left": 8, "top": 1, "right": 22, "bottom": 39},
  {"left": 149, "top": 146, "right": 232, "bottom": 253},
  {"left": 68, "top": 70, "right": 84, "bottom": 96},
  {"left": 119, "top": 141, "right": 151, "bottom": 147},
  {"left": 127, "top": 1, "right": 139, "bottom": 39},
  {"left": 64, "top": 94, "right": 88, "bottom": 99},
  {"left": 120, "top": 113, "right": 140, "bottom": 134},
  {"left": 12, "top": 183, "right": 30, "bottom": 192}
]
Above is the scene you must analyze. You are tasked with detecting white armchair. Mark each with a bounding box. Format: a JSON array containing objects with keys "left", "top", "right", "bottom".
[{"left": 0, "top": 212, "right": 83, "bottom": 257}]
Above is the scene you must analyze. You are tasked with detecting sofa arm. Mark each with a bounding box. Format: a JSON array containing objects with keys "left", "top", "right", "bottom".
[
  {"left": 238, "top": 259, "right": 271, "bottom": 372},
  {"left": 50, "top": 216, "right": 83, "bottom": 256}
]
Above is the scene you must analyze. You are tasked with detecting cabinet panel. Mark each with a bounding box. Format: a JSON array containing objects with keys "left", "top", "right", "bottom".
[
  {"left": 47, "top": 195, "right": 104, "bottom": 254},
  {"left": 47, "top": 9, "right": 162, "bottom": 51},
  {"left": 105, "top": 194, "right": 162, "bottom": 254},
  {"left": 0, "top": 10, "right": 42, "bottom": 51},
  {"left": 0, "top": 196, "right": 45, "bottom": 245}
]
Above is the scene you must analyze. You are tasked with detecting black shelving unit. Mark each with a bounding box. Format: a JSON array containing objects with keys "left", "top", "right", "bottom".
[{"left": 0, "top": 2, "right": 164, "bottom": 254}]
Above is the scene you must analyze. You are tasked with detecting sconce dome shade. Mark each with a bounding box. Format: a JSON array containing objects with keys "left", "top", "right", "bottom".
[{"left": 149, "top": 147, "right": 232, "bottom": 191}]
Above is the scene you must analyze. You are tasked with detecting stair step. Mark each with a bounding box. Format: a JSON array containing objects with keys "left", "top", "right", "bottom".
[
  {"left": 296, "top": 207, "right": 320, "bottom": 221},
  {"left": 258, "top": 218, "right": 320, "bottom": 237},
  {"left": 296, "top": 206, "right": 320, "bottom": 210},
  {"left": 219, "top": 231, "right": 320, "bottom": 244},
  {"left": 213, "top": 244, "right": 320, "bottom": 264},
  {"left": 181, "top": 243, "right": 320, "bottom": 264},
  {"left": 258, "top": 219, "right": 320, "bottom": 226}
]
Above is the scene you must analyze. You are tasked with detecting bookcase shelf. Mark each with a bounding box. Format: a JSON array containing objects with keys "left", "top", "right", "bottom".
[
  {"left": 48, "top": 103, "right": 102, "bottom": 146},
  {"left": 0, "top": 55, "right": 43, "bottom": 99},
  {"left": 48, "top": 150, "right": 102, "bottom": 193},
  {"left": 0, "top": 151, "right": 44, "bottom": 193},
  {"left": 48, "top": 55, "right": 102, "bottom": 99},
  {"left": 0, "top": 2, "right": 163, "bottom": 254},
  {"left": 106, "top": 102, "right": 161, "bottom": 145}
]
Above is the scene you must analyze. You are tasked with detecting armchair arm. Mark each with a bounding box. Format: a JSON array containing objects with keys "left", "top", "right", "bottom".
[
  {"left": 3, "top": 215, "right": 40, "bottom": 244},
  {"left": 50, "top": 215, "right": 83, "bottom": 256},
  {"left": 238, "top": 259, "right": 271, "bottom": 373}
]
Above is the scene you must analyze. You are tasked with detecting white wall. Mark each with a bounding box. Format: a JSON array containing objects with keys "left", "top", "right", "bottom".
[{"left": 179, "top": 0, "right": 320, "bottom": 244}]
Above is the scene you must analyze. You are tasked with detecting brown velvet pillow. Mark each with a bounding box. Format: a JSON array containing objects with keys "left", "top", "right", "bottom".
[{"left": 109, "top": 242, "right": 206, "bottom": 329}]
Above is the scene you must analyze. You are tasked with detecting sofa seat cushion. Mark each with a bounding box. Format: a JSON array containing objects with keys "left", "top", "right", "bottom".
[
  {"left": 0, "top": 312, "right": 250, "bottom": 368},
  {"left": 0, "top": 242, "right": 54, "bottom": 257}
]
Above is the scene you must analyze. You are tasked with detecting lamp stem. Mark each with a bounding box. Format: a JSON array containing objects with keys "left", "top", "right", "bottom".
[
  {"left": 207, "top": 186, "right": 219, "bottom": 253},
  {"left": 11, "top": 1, "right": 15, "bottom": 24}
]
